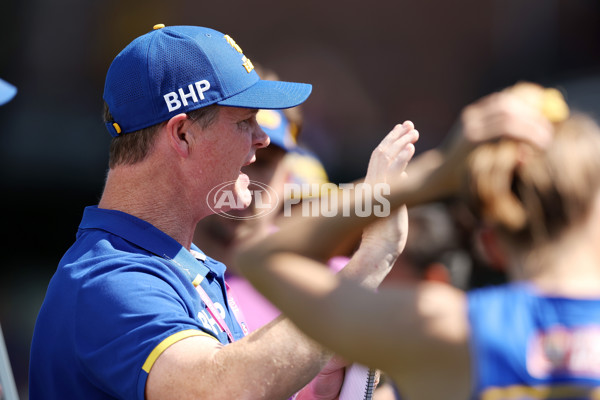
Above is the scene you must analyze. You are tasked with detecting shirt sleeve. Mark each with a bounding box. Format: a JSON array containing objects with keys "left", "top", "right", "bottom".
[{"left": 74, "top": 258, "right": 218, "bottom": 400}]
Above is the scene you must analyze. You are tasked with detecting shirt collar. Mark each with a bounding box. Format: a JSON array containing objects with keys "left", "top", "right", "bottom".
[{"left": 79, "top": 205, "right": 214, "bottom": 279}]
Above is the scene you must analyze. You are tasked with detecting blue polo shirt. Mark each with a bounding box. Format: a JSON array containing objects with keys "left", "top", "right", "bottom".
[
  {"left": 29, "top": 206, "right": 245, "bottom": 400},
  {"left": 468, "top": 283, "right": 600, "bottom": 399}
]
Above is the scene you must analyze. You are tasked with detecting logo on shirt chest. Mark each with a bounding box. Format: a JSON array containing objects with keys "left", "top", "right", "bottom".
[
  {"left": 197, "top": 301, "right": 226, "bottom": 338},
  {"left": 527, "top": 325, "right": 600, "bottom": 378}
]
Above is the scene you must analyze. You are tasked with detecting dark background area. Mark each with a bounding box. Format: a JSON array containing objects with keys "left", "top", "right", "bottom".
[{"left": 1, "top": 0, "right": 599, "bottom": 396}]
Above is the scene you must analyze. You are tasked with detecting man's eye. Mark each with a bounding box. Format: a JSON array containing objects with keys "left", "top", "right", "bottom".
[{"left": 238, "top": 118, "right": 254, "bottom": 128}]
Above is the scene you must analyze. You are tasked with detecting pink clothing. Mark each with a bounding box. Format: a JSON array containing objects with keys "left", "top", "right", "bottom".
[
  {"left": 226, "top": 256, "right": 351, "bottom": 333},
  {"left": 327, "top": 256, "right": 351, "bottom": 273},
  {"left": 225, "top": 275, "right": 281, "bottom": 333}
]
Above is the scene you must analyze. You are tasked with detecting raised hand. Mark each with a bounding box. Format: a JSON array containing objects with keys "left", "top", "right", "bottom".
[
  {"left": 412, "top": 87, "right": 556, "bottom": 202},
  {"left": 361, "top": 120, "right": 419, "bottom": 257},
  {"left": 460, "top": 90, "right": 553, "bottom": 149}
]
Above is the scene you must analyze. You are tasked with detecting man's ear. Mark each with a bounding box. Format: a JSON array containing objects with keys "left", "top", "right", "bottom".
[{"left": 166, "top": 113, "right": 194, "bottom": 158}]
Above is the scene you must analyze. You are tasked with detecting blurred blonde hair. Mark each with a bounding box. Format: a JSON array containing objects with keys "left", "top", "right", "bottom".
[{"left": 465, "top": 83, "right": 600, "bottom": 249}]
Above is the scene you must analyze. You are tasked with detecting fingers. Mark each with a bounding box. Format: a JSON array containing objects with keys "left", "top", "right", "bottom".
[
  {"left": 383, "top": 122, "right": 419, "bottom": 174},
  {"left": 461, "top": 92, "right": 553, "bottom": 149},
  {"left": 386, "top": 123, "right": 419, "bottom": 155},
  {"left": 484, "top": 110, "right": 552, "bottom": 148},
  {"left": 376, "top": 120, "right": 416, "bottom": 149},
  {"left": 373, "top": 370, "right": 382, "bottom": 388},
  {"left": 366, "top": 121, "right": 419, "bottom": 184},
  {"left": 388, "top": 132, "right": 417, "bottom": 172}
]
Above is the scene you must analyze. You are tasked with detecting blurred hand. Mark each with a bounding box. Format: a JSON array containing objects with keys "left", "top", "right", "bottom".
[
  {"left": 295, "top": 356, "right": 349, "bottom": 400},
  {"left": 424, "top": 90, "right": 555, "bottom": 200},
  {"left": 361, "top": 121, "right": 419, "bottom": 255},
  {"left": 459, "top": 91, "right": 553, "bottom": 148}
]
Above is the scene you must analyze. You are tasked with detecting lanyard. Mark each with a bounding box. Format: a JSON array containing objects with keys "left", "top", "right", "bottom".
[
  {"left": 195, "top": 276, "right": 296, "bottom": 399},
  {"left": 192, "top": 274, "right": 248, "bottom": 342},
  {"left": 225, "top": 282, "right": 249, "bottom": 336}
]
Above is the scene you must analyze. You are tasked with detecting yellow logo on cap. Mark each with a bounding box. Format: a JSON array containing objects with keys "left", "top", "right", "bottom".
[
  {"left": 242, "top": 56, "right": 254, "bottom": 73},
  {"left": 224, "top": 34, "right": 254, "bottom": 73},
  {"left": 224, "top": 34, "right": 243, "bottom": 53}
]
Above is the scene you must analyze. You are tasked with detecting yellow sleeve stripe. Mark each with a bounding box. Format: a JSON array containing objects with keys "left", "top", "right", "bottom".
[{"left": 142, "top": 329, "right": 218, "bottom": 373}]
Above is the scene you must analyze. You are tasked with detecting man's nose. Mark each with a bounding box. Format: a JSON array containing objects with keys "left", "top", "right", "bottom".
[{"left": 254, "top": 126, "right": 270, "bottom": 149}]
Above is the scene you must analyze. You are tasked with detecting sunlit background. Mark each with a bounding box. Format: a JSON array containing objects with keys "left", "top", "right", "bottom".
[{"left": 1, "top": 0, "right": 599, "bottom": 396}]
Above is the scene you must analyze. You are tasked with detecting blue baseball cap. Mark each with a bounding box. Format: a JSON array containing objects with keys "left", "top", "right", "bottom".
[
  {"left": 0, "top": 78, "right": 17, "bottom": 105},
  {"left": 256, "top": 109, "right": 296, "bottom": 152},
  {"left": 103, "top": 24, "right": 312, "bottom": 137}
]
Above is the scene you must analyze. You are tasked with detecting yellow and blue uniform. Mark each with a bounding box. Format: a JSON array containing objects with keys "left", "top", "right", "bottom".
[
  {"left": 468, "top": 283, "right": 600, "bottom": 400},
  {"left": 29, "top": 206, "right": 245, "bottom": 399}
]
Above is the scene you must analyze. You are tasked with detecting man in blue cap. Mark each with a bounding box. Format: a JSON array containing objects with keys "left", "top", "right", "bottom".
[{"left": 29, "top": 25, "right": 415, "bottom": 399}]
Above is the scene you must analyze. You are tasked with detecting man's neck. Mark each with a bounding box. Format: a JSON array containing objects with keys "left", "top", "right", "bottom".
[{"left": 99, "top": 166, "right": 203, "bottom": 250}]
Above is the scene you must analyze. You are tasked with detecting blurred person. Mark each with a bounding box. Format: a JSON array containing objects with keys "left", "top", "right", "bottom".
[
  {"left": 197, "top": 96, "right": 397, "bottom": 400},
  {"left": 441, "top": 197, "right": 511, "bottom": 290},
  {"left": 237, "top": 83, "right": 600, "bottom": 399},
  {"left": 0, "top": 77, "right": 19, "bottom": 400},
  {"left": 193, "top": 108, "right": 303, "bottom": 332},
  {"left": 194, "top": 108, "right": 356, "bottom": 400},
  {"left": 193, "top": 64, "right": 319, "bottom": 270},
  {"left": 380, "top": 203, "right": 465, "bottom": 288},
  {"left": 374, "top": 203, "right": 466, "bottom": 400},
  {"left": 193, "top": 63, "right": 327, "bottom": 332},
  {"left": 28, "top": 24, "right": 418, "bottom": 400}
]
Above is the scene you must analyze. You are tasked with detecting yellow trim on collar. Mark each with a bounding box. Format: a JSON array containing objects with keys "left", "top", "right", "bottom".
[
  {"left": 142, "top": 329, "right": 218, "bottom": 373},
  {"left": 192, "top": 274, "right": 203, "bottom": 287}
]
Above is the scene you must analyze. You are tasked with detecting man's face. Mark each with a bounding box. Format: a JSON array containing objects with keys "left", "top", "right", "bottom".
[
  {"left": 193, "top": 106, "right": 270, "bottom": 213},
  {"left": 226, "top": 144, "right": 288, "bottom": 220},
  {"left": 193, "top": 143, "right": 288, "bottom": 258}
]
